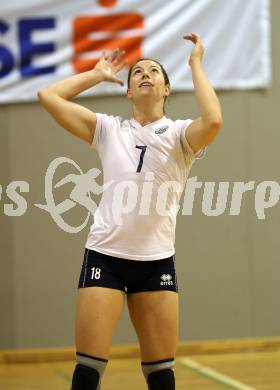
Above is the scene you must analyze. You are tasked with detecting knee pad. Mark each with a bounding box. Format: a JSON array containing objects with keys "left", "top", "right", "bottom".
[
  {"left": 71, "top": 352, "right": 108, "bottom": 390},
  {"left": 141, "top": 358, "right": 175, "bottom": 390}
]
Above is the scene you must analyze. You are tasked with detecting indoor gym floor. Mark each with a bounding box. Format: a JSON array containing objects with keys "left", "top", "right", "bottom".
[{"left": 1, "top": 339, "right": 280, "bottom": 389}]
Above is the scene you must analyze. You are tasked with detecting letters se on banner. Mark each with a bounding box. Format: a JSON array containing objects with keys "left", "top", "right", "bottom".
[{"left": 0, "top": 0, "right": 271, "bottom": 103}]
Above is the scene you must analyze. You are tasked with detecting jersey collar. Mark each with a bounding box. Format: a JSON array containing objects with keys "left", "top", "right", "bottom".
[{"left": 130, "top": 116, "right": 167, "bottom": 129}]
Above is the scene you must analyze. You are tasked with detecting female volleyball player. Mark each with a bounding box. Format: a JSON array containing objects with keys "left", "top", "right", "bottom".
[{"left": 38, "top": 33, "right": 222, "bottom": 390}]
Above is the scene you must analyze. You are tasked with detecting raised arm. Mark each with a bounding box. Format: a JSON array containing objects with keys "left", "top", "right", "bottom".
[
  {"left": 183, "top": 33, "right": 222, "bottom": 153},
  {"left": 37, "top": 49, "right": 126, "bottom": 144}
]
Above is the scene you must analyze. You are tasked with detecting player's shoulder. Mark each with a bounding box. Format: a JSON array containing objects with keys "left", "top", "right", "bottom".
[
  {"left": 96, "top": 112, "right": 123, "bottom": 121},
  {"left": 164, "top": 117, "right": 193, "bottom": 135},
  {"left": 96, "top": 112, "right": 126, "bottom": 128},
  {"left": 166, "top": 117, "right": 193, "bottom": 126}
]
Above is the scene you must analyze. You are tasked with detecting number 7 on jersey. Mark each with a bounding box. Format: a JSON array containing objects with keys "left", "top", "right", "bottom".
[{"left": 135, "top": 145, "right": 147, "bottom": 173}]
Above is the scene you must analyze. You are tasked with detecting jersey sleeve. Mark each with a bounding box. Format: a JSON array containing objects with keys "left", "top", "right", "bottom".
[
  {"left": 91, "top": 113, "right": 120, "bottom": 152},
  {"left": 176, "top": 119, "right": 206, "bottom": 161}
]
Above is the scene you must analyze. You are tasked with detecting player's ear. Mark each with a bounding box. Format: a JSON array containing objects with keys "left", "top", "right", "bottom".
[
  {"left": 127, "top": 88, "right": 132, "bottom": 100},
  {"left": 164, "top": 84, "right": 171, "bottom": 97}
]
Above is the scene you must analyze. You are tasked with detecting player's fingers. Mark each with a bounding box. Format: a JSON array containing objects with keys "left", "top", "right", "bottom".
[
  {"left": 103, "top": 50, "right": 110, "bottom": 61},
  {"left": 183, "top": 33, "right": 201, "bottom": 44},
  {"left": 110, "top": 48, "right": 121, "bottom": 62},
  {"left": 113, "top": 49, "right": 126, "bottom": 66},
  {"left": 115, "top": 58, "right": 128, "bottom": 73},
  {"left": 104, "top": 49, "right": 119, "bottom": 63},
  {"left": 183, "top": 34, "right": 196, "bottom": 44},
  {"left": 192, "top": 33, "right": 201, "bottom": 44}
]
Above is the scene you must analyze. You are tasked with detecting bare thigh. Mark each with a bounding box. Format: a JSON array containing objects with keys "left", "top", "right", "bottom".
[
  {"left": 127, "top": 291, "right": 178, "bottom": 362},
  {"left": 75, "top": 287, "right": 125, "bottom": 359}
]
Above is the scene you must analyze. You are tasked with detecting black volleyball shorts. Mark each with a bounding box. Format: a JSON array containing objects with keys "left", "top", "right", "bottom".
[{"left": 78, "top": 248, "right": 178, "bottom": 294}]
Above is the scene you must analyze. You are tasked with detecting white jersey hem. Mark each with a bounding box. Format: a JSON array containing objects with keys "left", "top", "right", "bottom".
[{"left": 85, "top": 245, "right": 175, "bottom": 261}]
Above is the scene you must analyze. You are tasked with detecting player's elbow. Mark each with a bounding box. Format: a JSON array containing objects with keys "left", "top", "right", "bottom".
[
  {"left": 207, "top": 116, "right": 222, "bottom": 138},
  {"left": 202, "top": 118, "right": 222, "bottom": 146},
  {"left": 37, "top": 89, "right": 51, "bottom": 105},
  {"left": 37, "top": 89, "right": 60, "bottom": 112},
  {"left": 208, "top": 115, "right": 223, "bottom": 131}
]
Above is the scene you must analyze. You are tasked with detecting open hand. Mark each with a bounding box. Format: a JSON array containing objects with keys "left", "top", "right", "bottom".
[
  {"left": 183, "top": 33, "right": 205, "bottom": 65},
  {"left": 94, "top": 49, "right": 127, "bottom": 86}
]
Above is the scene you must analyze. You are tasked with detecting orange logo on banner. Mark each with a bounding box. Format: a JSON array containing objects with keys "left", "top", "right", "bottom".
[
  {"left": 72, "top": 12, "right": 144, "bottom": 73},
  {"left": 98, "top": 0, "right": 118, "bottom": 7}
]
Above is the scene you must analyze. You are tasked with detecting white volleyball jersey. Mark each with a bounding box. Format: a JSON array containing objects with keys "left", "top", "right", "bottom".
[{"left": 85, "top": 113, "right": 204, "bottom": 260}]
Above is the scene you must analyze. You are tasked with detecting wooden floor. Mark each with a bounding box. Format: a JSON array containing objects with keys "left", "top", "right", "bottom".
[{"left": 0, "top": 350, "right": 280, "bottom": 389}]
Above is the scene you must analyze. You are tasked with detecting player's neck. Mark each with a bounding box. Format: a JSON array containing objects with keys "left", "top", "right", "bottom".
[{"left": 132, "top": 105, "right": 164, "bottom": 127}]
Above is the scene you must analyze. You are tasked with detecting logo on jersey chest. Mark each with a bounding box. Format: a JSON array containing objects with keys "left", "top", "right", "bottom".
[{"left": 155, "top": 125, "right": 169, "bottom": 135}]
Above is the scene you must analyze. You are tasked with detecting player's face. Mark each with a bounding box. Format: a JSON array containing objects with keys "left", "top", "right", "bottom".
[{"left": 127, "top": 60, "right": 170, "bottom": 104}]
